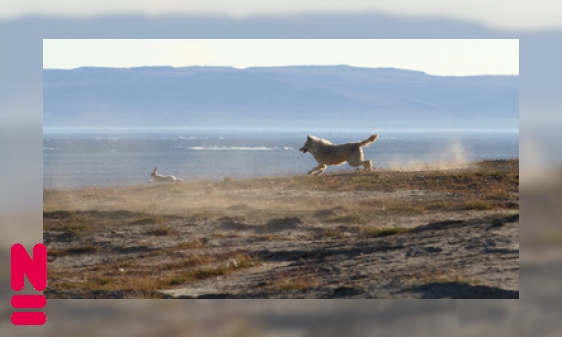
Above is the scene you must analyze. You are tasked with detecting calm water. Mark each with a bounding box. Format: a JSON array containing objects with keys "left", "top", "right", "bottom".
[{"left": 43, "top": 130, "right": 519, "bottom": 188}]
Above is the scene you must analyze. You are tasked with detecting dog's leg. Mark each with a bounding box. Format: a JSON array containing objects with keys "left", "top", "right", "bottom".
[
  {"left": 348, "top": 156, "right": 364, "bottom": 174},
  {"left": 362, "top": 160, "right": 373, "bottom": 172},
  {"left": 349, "top": 160, "right": 372, "bottom": 174},
  {"left": 315, "top": 164, "right": 327, "bottom": 175},
  {"left": 307, "top": 166, "right": 318, "bottom": 175},
  {"left": 308, "top": 164, "right": 326, "bottom": 175}
]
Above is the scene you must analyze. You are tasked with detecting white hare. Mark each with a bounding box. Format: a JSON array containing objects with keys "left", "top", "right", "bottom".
[{"left": 150, "top": 167, "right": 184, "bottom": 183}]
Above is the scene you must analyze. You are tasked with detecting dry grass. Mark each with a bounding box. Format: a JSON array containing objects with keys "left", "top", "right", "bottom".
[
  {"left": 175, "top": 240, "right": 206, "bottom": 250},
  {"left": 43, "top": 222, "right": 91, "bottom": 232},
  {"left": 384, "top": 201, "right": 426, "bottom": 213},
  {"left": 326, "top": 213, "right": 365, "bottom": 224},
  {"left": 464, "top": 200, "right": 494, "bottom": 210},
  {"left": 318, "top": 229, "right": 345, "bottom": 238},
  {"left": 424, "top": 275, "right": 480, "bottom": 285},
  {"left": 248, "top": 234, "right": 279, "bottom": 241},
  {"left": 144, "top": 225, "right": 174, "bottom": 236},
  {"left": 49, "top": 245, "right": 100, "bottom": 257},
  {"left": 420, "top": 272, "right": 480, "bottom": 286},
  {"left": 48, "top": 250, "right": 260, "bottom": 295},
  {"left": 158, "top": 251, "right": 260, "bottom": 287},
  {"left": 264, "top": 273, "right": 320, "bottom": 292},
  {"left": 162, "top": 266, "right": 230, "bottom": 287},
  {"left": 270, "top": 278, "right": 318, "bottom": 291}
]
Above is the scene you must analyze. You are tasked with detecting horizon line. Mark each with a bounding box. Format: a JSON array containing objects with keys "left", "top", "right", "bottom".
[{"left": 42, "top": 64, "right": 519, "bottom": 77}]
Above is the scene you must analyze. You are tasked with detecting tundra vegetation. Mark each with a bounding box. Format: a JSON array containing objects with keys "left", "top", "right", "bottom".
[{"left": 44, "top": 159, "right": 519, "bottom": 299}]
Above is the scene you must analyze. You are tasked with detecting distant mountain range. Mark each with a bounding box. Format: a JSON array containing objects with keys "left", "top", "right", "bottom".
[{"left": 43, "top": 66, "right": 518, "bottom": 130}]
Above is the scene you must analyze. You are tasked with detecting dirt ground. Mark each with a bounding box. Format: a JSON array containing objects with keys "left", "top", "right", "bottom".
[{"left": 43, "top": 159, "right": 519, "bottom": 298}]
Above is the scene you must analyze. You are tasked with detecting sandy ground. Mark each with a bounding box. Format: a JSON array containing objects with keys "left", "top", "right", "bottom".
[{"left": 43, "top": 159, "right": 519, "bottom": 298}]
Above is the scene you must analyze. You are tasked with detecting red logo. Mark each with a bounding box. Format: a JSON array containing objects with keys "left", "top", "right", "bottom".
[{"left": 10, "top": 243, "right": 47, "bottom": 325}]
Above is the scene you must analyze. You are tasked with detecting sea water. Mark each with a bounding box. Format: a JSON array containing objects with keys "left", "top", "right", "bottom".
[{"left": 43, "top": 129, "right": 519, "bottom": 188}]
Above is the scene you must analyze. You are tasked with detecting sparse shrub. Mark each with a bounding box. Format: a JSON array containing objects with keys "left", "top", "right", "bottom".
[
  {"left": 425, "top": 201, "right": 453, "bottom": 211},
  {"left": 164, "top": 275, "right": 194, "bottom": 286},
  {"left": 176, "top": 240, "right": 205, "bottom": 249},
  {"left": 194, "top": 266, "right": 228, "bottom": 279},
  {"left": 422, "top": 274, "right": 480, "bottom": 286},
  {"left": 249, "top": 234, "right": 275, "bottom": 241},
  {"left": 266, "top": 274, "right": 319, "bottom": 291},
  {"left": 145, "top": 225, "right": 174, "bottom": 236},
  {"left": 95, "top": 277, "right": 111, "bottom": 286},
  {"left": 319, "top": 229, "right": 344, "bottom": 238},
  {"left": 161, "top": 266, "right": 228, "bottom": 287},
  {"left": 326, "top": 213, "right": 364, "bottom": 224},
  {"left": 49, "top": 245, "right": 100, "bottom": 257},
  {"left": 363, "top": 226, "right": 409, "bottom": 238},
  {"left": 44, "top": 223, "right": 90, "bottom": 232},
  {"left": 130, "top": 215, "right": 168, "bottom": 225},
  {"left": 384, "top": 201, "right": 425, "bottom": 213},
  {"left": 465, "top": 200, "right": 493, "bottom": 210}
]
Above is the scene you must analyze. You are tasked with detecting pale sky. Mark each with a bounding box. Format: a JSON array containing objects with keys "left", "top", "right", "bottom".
[
  {"left": 43, "top": 39, "right": 519, "bottom": 76},
  {"left": 4, "top": 1, "right": 562, "bottom": 30}
]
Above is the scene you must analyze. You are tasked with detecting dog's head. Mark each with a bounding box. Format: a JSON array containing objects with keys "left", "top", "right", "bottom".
[
  {"left": 299, "top": 135, "right": 314, "bottom": 153},
  {"left": 151, "top": 167, "right": 158, "bottom": 176}
]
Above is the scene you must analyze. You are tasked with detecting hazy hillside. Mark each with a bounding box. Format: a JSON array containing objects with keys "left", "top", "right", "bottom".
[{"left": 43, "top": 66, "right": 518, "bottom": 130}]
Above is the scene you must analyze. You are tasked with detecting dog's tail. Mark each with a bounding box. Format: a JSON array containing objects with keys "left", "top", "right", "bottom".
[{"left": 359, "top": 134, "right": 379, "bottom": 147}]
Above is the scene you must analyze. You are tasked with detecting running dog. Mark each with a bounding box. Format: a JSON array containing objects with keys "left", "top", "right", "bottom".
[
  {"left": 150, "top": 167, "right": 184, "bottom": 183},
  {"left": 299, "top": 134, "right": 379, "bottom": 175}
]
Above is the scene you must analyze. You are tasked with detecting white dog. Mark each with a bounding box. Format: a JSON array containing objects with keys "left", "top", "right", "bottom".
[
  {"left": 299, "top": 134, "right": 379, "bottom": 175},
  {"left": 150, "top": 167, "right": 184, "bottom": 183}
]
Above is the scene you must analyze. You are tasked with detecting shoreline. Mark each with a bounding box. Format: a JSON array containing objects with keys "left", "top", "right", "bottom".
[{"left": 43, "top": 158, "right": 518, "bottom": 191}]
